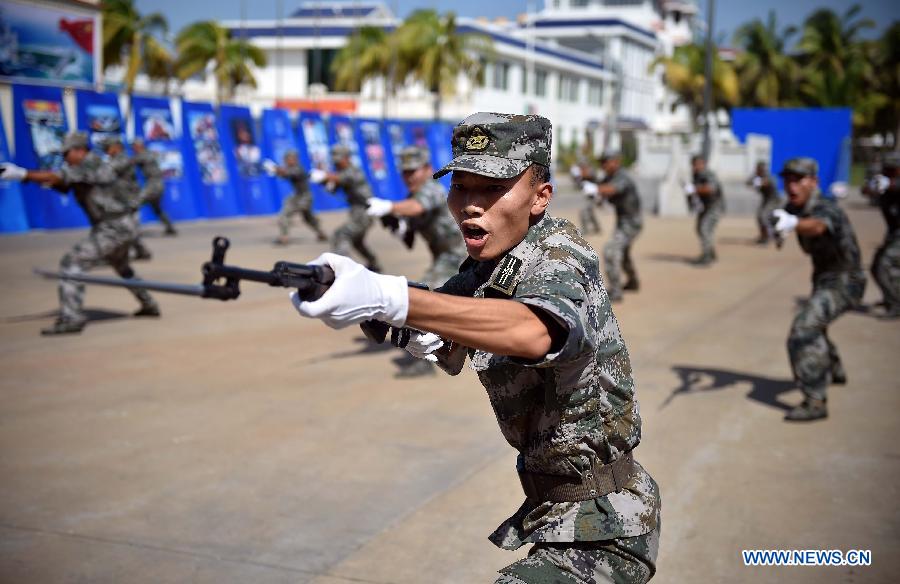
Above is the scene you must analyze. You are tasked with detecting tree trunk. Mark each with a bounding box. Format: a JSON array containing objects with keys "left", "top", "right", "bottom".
[{"left": 433, "top": 92, "right": 441, "bottom": 121}]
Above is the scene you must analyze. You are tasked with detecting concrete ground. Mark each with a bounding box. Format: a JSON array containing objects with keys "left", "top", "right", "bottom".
[{"left": 0, "top": 188, "right": 897, "bottom": 584}]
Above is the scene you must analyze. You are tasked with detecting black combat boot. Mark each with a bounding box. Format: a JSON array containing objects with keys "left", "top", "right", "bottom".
[
  {"left": 623, "top": 279, "right": 640, "bottom": 292},
  {"left": 41, "top": 319, "right": 85, "bottom": 336},
  {"left": 784, "top": 397, "right": 828, "bottom": 422},
  {"left": 134, "top": 303, "right": 161, "bottom": 318}
]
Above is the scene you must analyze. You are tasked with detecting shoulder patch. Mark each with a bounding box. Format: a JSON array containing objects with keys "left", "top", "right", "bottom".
[{"left": 489, "top": 255, "right": 523, "bottom": 296}]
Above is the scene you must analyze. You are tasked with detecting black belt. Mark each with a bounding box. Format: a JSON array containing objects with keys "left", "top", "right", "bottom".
[{"left": 518, "top": 451, "right": 634, "bottom": 503}]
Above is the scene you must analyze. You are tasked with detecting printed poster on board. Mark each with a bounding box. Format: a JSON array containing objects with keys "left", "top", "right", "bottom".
[
  {"left": 218, "top": 105, "right": 276, "bottom": 214},
  {"left": 181, "top": 101, "right": 239, "bottom": 217},
  {"left": 297, "top": 112, "right": 340, "bottom": 211}
]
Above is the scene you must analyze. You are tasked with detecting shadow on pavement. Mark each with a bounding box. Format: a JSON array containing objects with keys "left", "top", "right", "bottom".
[
  {"left": 1, "top": 308, "right": 130, "bottom": 324},
  {"left": 646, "top": 253, "right": 698, "bottom": 265},
  {"left": 661, "top": 365, "right": 797, "bottom": 412},
  {"left": 299, "top": 335, "right": 396, "bottom": 363},
  {"left": 718, "top": 235, "right": 771, "bottom": 247}
]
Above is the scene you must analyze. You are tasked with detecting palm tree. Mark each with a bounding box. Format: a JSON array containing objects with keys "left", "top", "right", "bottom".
[
  {"left": 101, "top": 0, "right": 173, "bottom": 107},
  {"left": 331, "top": 26, "right": 392, "bottom": 93},
  {"left": 652, "top": 44, "right": 739, "bottom": 127},
  {"left": 393, "top": 10, "right": 491, "bottom": 120},
  {"left": 732, "top": 11, "right": 799, "bottom": 107},
  {"left": 795, "top": 4, "right": 875, "bottom": 109},
  {"left": 174, "top": 21, "right": 267, "bottom": 104},
  {"left": 871, "top": 23, "right": 900, "bottom": 147}
]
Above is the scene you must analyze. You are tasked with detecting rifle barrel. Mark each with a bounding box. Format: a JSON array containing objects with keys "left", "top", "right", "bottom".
[{"left": 33, "top": 269, "right": 207, "bottom": 296}]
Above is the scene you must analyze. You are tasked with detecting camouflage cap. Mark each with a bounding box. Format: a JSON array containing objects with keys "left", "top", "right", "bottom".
[
  {"left": 883, "top": 151, "right": 900, "bottom": 170},
  {"left": 330, "top": 144, "right": 351, "bottom": 159},
  {"left": 131, "top": 137, "right": 145, "bottom": 147},
  {"left": 283, "top": 148, "right": 298, "bottom": 158},
  {"left": 433, "top": 112, "right": 552, "bottom": 179},
  {"left": 398, "top": 145, "right": 431, "bottom": 171},
  {"left": 779, "top": 157, "right": 818, "bottom": 177},
  {"left": 61, "top": 131, "right": 90, "bottom": 152},
  {"left": 101, "top": 135, "right": 123, "bottom": 149}
]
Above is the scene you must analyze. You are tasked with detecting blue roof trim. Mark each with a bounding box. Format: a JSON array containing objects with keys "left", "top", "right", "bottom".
[
  {"left": 457, "top": 25, "right": 605, "bottom": 72},
  {"left": 229, "top": 24, "right": 606, "bottom": 72},
  {"left": 291, "top": 7, "right": 378, "bottom": 18},
  {"left": 531, "top": 18, "right": 656, "bottom": 41}
]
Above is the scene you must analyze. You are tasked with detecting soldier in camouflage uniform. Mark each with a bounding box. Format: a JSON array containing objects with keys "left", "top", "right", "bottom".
[
  {"left": 573, "top": 159, "right": 602, "bottom": 236},
  {"left": 747, "top": 161, "right": 780, "bottom": 245},
  {"left": 583, "top": 151, "right": 642, "bottom": 301},
  {"left": 771, "top": 158, "right": 866, "bottom": 421},
  {"left": 366, "top": 145, "right": 468, "bottom": 377},
  {"left": 870, "top": 151, "right": 900, "bottom": 318},
  {"left": 685, "top": 155, "right": 724, "bottom": 265},
  {"left": 322, "top": 144, "right": 381, "bottom": 272},
  {"left": 132, "top": 138, "right": 177, "bottom": 236},
  {"left": 103, "top": 137, "right": 153, "bottom": 261},
  {"left": 271, "top": 149, "right": 328, "bottom": 245},
  {"left": 291, "top": 113, "right": 661, "bottom": 583},
  {"left": 0, "top": 132, "right": 160, "bottom": 335}
]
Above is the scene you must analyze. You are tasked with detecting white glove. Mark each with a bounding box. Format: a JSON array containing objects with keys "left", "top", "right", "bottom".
[
  {"left": 393, "top": 218, "right": 410, "bottom": 240},
  {"left": 309, "top": 168, "right": 328, "bottom": 184},
  {"left": 366, "top": 197, "right": 394, "bottom": 217},
  {"left": 0, "top": 162, "right": 27, "bottom": 181},
  {"left": 875, "top": 175, "right": 890, "bottom": 193},
  {"left": 683, "top": 182, "right": 697, "bottom": 195},
  {"left": 404, "top": 330, "right": 444, "bottom": 362},
  {"left": 262, "top": 159, "right": 278, "bottom": 176},
  {"left": 581, "top": 182, "right": 599, "bottom": 197},
  {"left": 772, "top": 209, "right": 799, "bottom": 234},
  {"left": 751, "top": 176, "right": 763, "bottom": 188},
  {"left": 290, "top": 252, "right": 408, "bottom": 329}
]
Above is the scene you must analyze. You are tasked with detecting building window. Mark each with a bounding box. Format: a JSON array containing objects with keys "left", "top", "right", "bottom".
[
  {"left": 308, "top": 48, "right": 338, "bottom": 89},
  {"left": 492, "top": 61, "right": 510, "bottom": 91},
  {"left": 535, "top": 69, "right": 548, "bottom": 97},
  {"left": 588, "top": 81, "right": 603, "bottom": 106},
  {"left": 558, "top": 74, "right": 579, "bottom": 102},
  {"left": 521, "top": 66, "right": 528, "bottom": 94}
]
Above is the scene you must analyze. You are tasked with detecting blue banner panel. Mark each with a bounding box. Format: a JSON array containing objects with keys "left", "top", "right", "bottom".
[
  {"left": 217, "top": 105, "right": 277, "bottom": 215},
  {"left": 132, "top": 95, "right": 199, "bottom": 220},
  {"left": 356, "top": 118, "right": 404, "bottom": 200},
  {"left": 404, "top": 121, "right": 453, "bottom": 188},
  {"left": 12, "top": 83, "right": 88, "bottom": 229},
  {"left": 0, "top": 0, "right": 98, "bottom": 87},
  {"left": 297, "top": 111, "right": 342, "bottom": 211},
  {"left": 0, "top": 109, "right": 29, "bottom": 233},
  {"left": 260, "top": 108, "right": 299, "bottom": 206},
  {"left": 181, "top": 101, "right": 240, "bottom": 217},
  {"left": 75, "top": 89, "right": 125, "bottom": 149},
  {"left": 731, "top": 108, "right": 852, "bottom": 195}
]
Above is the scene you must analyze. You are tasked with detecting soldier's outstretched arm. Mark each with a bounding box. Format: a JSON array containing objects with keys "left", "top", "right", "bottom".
[{"left": 291, "top": 253, "right": 561, "bottom": 361}]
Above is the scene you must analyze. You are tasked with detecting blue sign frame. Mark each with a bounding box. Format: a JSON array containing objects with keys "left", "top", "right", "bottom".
[
  {"left": 297, "top": 111, "right": 342, "bottom": 211},
  {"left": 217, "top": 104, "right": 277, "bottom": 215},
  {"left": 181, "top": 101, "right": 239, "bottom": 217},
  {"left": 132, "top": 95, "right": 199, "bottom": 220},
  {"left": 0, "top": 108, "right": 29, "bottom": 233}
]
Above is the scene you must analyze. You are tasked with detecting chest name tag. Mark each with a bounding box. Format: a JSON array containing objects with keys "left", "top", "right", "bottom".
[{"left": 489, "top": 255, "right": 523, "bottom": 296}]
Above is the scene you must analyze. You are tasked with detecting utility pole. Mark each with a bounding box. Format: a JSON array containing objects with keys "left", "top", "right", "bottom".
[
  {"left": 276, "top": 0, "right": 283, "bottom": 103},
  {"left": 701, "top": 0, "right": 715, "bottom": 160}
]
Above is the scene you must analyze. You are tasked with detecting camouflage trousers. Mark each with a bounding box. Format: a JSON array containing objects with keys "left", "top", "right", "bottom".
[
  {"left": 696, "top": 205, "right": 722, "bottom": 258},
  {"left": 871, "top": 231, "right": 900, "bottom": 311},
  {"left": 495, "top": 528, "right": 659, "bottom": 584},
  {"left": 603, "top": 220, "right": 642, "bottom": 297},
  {"left": 422, "top": 250, "right": 466, "bottom": 289},
  {"left": 141, "top": 184, "right": 175, "bottom": 233},
  {"left": 755, "top": 199, "right": 780, "bottom": 241},
  {"left": 788, "top": 274, "right": 865, "bottom": 400},
  {"left": 59, "top": 216, "right": 157, "bottom": 324},
  {"left": 579, "top": 197, "right": 601, "bottom": 235},
  {"left": 278, "top": 192, "right": 326, "bottom": 238},
  {"left": 333, "top": 206, "right": 379, "bottom": 269}
]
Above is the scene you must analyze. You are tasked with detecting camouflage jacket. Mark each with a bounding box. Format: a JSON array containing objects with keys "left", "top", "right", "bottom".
[
  {"left": 437, "top": 213, "right": 660, "bottom": 549},
  {"left": 601, "top": 170, "right": 642, "bottom": 227},
  {"left": 753, "top": 172, "right": 778, "bottom": 204},
  {"left": 282, "top": 163, "right": 311, "bottom": 198},
  {"left": 329, "top": 166, "right": 372, "bottom": 208},
  {"left": 693, "top": 169, "right": 723, "bottom": 210},
  {"left": 790, "top": 191, "right": 864, "bottom": 282},
  {"left": 107, "top": 151, "right": 141, "bottom": 206},
  {"left": 879, "top": 178, "right": 900, "bottom": 235},
  {"left": 58, "top": 152, "right": 135, "bottom": 225},
  {"left": 133, "top": 149, "right": 164, "bottom": 192},
  {"left": 408, "top": 180, "right": 466, "bottom": 258}
]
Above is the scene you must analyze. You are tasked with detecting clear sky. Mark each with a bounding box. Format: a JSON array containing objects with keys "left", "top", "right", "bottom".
[{"left": 135, "top": 0, "right": 896, "bottom": 44}]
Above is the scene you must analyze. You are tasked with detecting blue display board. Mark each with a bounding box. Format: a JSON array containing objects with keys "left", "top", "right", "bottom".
[
  {"left": 731, "top": 108, "right": 852, "bottom": 195},
  {"left": 217, "top": 105, "right": 277, "bottom": 215},
  {"left": 0, "top": 109, "right": 29, "bottom": 233},
  {"left": 403, "top": 120, "right": 453, "bottom": 188},
  {"left": 297, "top": 111, "right": 342, "bottom": 211},
  {"left": 132, "top": 95, "right": 199, "bottom": 220},
  {"left": 356, "top": 118, "right": 404, "bottom": 200},
  {"left": 260, "top": 108, "right": 299, "bottom": 207},
  {"left": 75, "top": 89, "right": 125, "bottom": 150},
  {"left": 181, "top": 101, "right": 239, "bottom": 217},
  {"left": 12, "top": 83, "right": 88, "bottom": 229}
]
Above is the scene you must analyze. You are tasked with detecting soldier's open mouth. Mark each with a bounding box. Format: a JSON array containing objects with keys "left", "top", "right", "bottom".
[{"left": 463, "top": 226, "right": 488, "bottom": 240}]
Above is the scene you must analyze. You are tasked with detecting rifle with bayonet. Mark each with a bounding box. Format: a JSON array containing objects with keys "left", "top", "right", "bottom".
[{"left": 35, "top": 236, "right": 467, "bottom": 374}]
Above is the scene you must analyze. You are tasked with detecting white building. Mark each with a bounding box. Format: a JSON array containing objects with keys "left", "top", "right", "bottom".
[{"left": 189, "top": 0, "right": 701, "bottom": 158}]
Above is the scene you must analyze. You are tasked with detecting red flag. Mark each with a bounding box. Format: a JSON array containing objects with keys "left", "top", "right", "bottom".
[{"left": 59, "top": 18, "right": 94, "bottom": 54}]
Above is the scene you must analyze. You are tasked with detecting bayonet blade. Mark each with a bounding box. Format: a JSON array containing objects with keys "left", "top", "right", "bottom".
[{"left": 33, "top": 269, "right": 208, "bottom": 297}]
